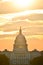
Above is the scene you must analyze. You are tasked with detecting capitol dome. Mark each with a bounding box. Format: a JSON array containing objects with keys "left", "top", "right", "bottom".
[
  {"left": 13, "top": 27, "right": 28, "bottom": 53},
  {"left": 15, "top": 28, "right": 26, "bottom": 43},
  {"left": 15, "top": 27, "right": 26, "bottom": 44}
]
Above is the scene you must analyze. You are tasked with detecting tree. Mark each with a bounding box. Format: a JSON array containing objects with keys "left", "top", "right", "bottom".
[
  {"left": 30, "top": 56, "right": 43, "bottom": 65},
  {"left": 0, "top": 54, "right": 9, "bottom": 65}
]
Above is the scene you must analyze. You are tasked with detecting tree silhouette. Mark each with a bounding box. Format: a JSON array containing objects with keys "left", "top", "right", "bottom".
[
  {"left": 0, "top": 54, "right": 9, "bottom": 65},
  {"left": 30, "top": 56, "right": 43, "bottom": 65}
]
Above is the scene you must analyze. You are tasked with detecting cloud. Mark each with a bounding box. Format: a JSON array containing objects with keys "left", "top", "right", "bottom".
[
  {"left": 0, "top": 21, "right": 43, "bottom": 35},
  {"left": 0, "top": 0, "right": 43, "bottom": 14},
  {"left": 0, "top": 10, "right": 43, "bottom": 20},
  {"left": 0, "top": 17, "right": 9, "bottom": 26},
  {"left": 0, "top": 10, "right": 43, "bottom": 27},
  {"left": 29, "top": 14, "right": 43, "bottom": 20},
  {"left": 0, "top": 30, "right": 18, "bottom": 35},
  {"left": 0, "top": 10, "right": 43, "bottom": 35}
]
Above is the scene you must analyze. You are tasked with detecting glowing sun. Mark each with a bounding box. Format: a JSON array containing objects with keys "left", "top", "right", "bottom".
[
  {"left": 13, "top": 0, "right": 35, "bottom": 9},
  {"left": 2, "top": 0, "right": 35, "bottom": 9}
]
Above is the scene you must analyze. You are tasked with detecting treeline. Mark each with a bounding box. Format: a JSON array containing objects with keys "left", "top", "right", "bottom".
[
  {"left": 30, "top": 55, "right": 43, "bottom": 65},
  {"left": 0, "top": 54, "right": 9, "bottom": 65}
]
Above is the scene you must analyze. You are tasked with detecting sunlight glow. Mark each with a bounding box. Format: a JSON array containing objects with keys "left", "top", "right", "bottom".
[
  {"left": 13, "top": 0, "right": 35, "bottom": 9},
  {"left": 1, "top": 0, "right": 35, "bottom": 9}
]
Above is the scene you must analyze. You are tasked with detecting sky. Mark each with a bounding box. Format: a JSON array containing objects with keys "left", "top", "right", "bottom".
[{"left": 0, "top": 0, "right": 43, "bottom": 51}]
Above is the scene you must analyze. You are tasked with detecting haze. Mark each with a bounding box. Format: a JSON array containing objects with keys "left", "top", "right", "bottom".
[{"left": 0, "top": 0, "right": 43, "bottom": 51}]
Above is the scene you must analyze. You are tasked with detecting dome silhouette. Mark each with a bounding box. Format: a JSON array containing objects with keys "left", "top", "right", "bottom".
[
  {"left": 15, "top": 27, "right": 26, "bottom": 44},
  {"left": 13, "top": 27, "right": 28, "bottom": 53}
]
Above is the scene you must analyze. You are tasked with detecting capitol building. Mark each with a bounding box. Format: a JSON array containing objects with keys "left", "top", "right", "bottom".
[{"left": 0, "top": 27, "right": 41, "bottom": 65}]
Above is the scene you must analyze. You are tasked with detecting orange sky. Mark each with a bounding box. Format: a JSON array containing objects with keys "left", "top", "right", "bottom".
[
  {"left": 0, "top": 0, "right": 43, "bottom": 51},
  {"left": 0, "top": 35, "right": 43, "bottom": 51}
]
